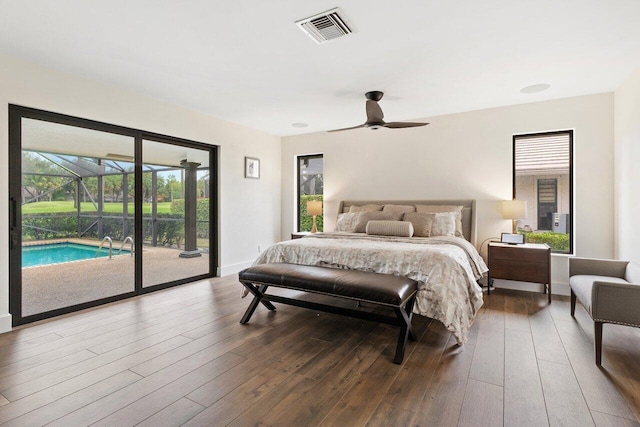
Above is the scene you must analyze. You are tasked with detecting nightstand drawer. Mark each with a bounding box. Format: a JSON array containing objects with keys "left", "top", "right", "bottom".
[
  {"left": 490, "top": 260, "right": 549, "bottom": 284},
  {"left": 490, "top": 246, "right": 547, "bottom": 263},
  {"left": 487, "top": 242, "right": 552, "bottom": 302}
]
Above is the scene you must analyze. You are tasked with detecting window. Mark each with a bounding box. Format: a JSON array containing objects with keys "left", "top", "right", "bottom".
[
  {"left": 513, "top": 131, "right": 573, "bottom": 254},
  {"left": 297, "top": 154, "right": 323, "bottom": 232}
]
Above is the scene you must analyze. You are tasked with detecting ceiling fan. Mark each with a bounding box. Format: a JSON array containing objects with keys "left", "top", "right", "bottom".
[{"left": 328, "top": 91, "right": 429, "bottom": 132}]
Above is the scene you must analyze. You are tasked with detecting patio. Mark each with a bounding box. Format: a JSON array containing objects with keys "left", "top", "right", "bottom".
[{"left": 22, "top": 240, "right": 209, "bottom": 316}]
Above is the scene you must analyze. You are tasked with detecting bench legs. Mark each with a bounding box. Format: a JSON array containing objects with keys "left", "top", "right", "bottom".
[
  {"left": 393, "top": 295, "right": 417, "bottom": 364},
  {"left": 239, "top": 281, "right": 277, "bottom": 324},
  {"left": 570, "top": 289, "right": 604, "bottom": 366},
  {"left": 239, "top": 279, "right": 418, "bottom": 364},
  {"left": 595, "top": 321, "right": 603, "bottom": 366}
]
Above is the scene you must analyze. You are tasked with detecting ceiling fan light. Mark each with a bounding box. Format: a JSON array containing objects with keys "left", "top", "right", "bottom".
[{"left": 368, "top": 124, "right": 382, "bottom": 130}]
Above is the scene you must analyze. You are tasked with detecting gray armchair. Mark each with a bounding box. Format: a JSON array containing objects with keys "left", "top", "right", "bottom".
[{"left": 569, "top": 257, "right": 640, "bottom": 365}]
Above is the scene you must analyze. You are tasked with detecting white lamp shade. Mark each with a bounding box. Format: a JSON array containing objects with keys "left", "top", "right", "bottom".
[
  {"left": 307, "top": 200, "right": 323, "bottom": 216},
  {"left": 502, "top": 199, "right": 527, "bottom": 219}
]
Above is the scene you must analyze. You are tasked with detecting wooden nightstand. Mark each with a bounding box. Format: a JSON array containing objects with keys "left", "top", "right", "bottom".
[
  {"left": 487, "top": 242, "right": 552, "bottom": 303},
  {"left": 291, "top": 232, "right": 313, "bottom": 239}
]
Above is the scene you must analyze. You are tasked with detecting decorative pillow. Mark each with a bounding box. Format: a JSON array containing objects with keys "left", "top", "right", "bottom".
[
  {"left": 430, "top": 212, "right": 457, "bottom": 237},
  {"left": 334, "top": 213, "right": 360, "bottom": 232},
  {"left": 349, "top": 204, "right": 383, "bottom": 213},
  {"left": 415, "top": 205, "right": 465, "bottom": 238},
  {"left": 382, "top": 204, "right": 416, "bottom": 214},
  {"left": 402, "top": 212, "right": 434, "bottom": 237},
  {"left": 366, "top": 220, "right": 414, "bottom": 237},
  {"left": 354, "top": 211, "right": 403, "bottom": 233}
]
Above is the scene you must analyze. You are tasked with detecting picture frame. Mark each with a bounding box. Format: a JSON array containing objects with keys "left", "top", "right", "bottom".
[
  {"left": 244, "top": 156, "right": 260, "bottom": 179},
  {"left": 501, "top": 232, "right": 525, "bottom": 245}
]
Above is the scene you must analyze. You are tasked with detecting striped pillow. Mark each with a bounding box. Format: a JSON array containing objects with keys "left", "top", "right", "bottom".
[{"left": 365, "top": 220, "right": 414, "bottom": 237}]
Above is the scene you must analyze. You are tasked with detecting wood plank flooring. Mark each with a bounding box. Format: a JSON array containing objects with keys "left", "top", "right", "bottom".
[{"left": 1, "top": 275, "right": 639, "bottom": 426}]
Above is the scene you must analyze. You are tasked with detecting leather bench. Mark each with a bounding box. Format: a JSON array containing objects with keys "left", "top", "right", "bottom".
[{"left": 238, "top": 263, "right": 419, "bottom": 364}]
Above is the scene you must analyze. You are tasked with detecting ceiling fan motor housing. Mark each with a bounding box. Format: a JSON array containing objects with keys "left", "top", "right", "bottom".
[{"left": 365, "top": 91, "right": 384, "bottom": 101}]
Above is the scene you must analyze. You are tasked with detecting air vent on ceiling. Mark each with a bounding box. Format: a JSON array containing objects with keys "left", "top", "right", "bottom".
[{"left": 295, "top": 8, "right": 356, "bottom": 44}]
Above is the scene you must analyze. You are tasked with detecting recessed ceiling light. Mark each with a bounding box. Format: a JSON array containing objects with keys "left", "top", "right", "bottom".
[
  {"left": 520, "top": 84, "right": 550, "bottom": 94},
  {"left": 292, "top": 123, "right": 309, "bottom": 128}
]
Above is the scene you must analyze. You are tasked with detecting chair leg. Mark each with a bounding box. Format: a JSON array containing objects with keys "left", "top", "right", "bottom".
[
  {"left": 570, "top": 290, "right": 576, "bottom": 317},
  {"left": 595, "top": 321, "right": 603, "bottom": 366}
]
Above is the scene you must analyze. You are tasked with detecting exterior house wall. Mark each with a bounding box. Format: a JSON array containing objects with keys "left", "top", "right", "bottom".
[{"left": 515, "top": 174, "right": 570, "bottom": 231}]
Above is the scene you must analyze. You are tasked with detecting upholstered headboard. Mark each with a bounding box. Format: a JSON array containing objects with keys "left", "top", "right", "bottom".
[{"left": 338, "top": 199, "right": 477, "bottom": 247}]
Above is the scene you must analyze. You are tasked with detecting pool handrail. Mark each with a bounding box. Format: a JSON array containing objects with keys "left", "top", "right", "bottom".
[
  {"left": 96, "top": 236, "right": 113, "bottom": 259},
  {"left": 118, "top": 236, "right": 134, "bottom": 256}
]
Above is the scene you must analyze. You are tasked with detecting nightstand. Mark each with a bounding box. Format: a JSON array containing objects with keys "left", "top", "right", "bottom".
[
  {"left": 291, "top": 232, "right": 313, "bottom": 240},
  {"left": 487, "top": 242, "right": 552, "bottom": 303}
]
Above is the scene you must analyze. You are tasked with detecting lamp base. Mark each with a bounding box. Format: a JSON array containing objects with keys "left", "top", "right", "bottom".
[{"left": 311, "top": 215, "right": 318, "bottom": 233}]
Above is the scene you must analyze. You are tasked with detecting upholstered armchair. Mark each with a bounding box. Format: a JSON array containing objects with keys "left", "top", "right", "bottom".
[{"left": 569, "top": 257, "right": 640, "bottom": 365}]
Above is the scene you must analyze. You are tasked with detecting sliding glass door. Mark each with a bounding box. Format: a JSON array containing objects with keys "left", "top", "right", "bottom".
[
  {"left": 141, "top": 139, "right": 211, "bottom": 288},
  {"left": 9, "top": 106, "right": 217, "bottom": 326}
]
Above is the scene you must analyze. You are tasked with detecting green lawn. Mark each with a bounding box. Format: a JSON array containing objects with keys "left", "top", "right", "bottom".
[{"left": 22, "top": 201, "right": 173, "bottom": 215}]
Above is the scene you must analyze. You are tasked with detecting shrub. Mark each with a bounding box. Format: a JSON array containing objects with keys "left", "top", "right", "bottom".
[{"left": 522, "top": 231, "right": 570, "bottom": 252}]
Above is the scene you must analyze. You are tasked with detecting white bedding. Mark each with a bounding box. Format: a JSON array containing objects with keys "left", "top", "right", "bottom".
[{"left": 251, "top": 232, "right": 488, "bottom": 344}]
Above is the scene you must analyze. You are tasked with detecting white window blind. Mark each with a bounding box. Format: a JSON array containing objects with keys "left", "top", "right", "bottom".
[{"left": 515, "top": 133, "right": 570, "bottom": 176}]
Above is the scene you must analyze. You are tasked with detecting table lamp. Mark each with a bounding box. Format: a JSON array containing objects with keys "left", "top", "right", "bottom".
[
  {"left": 307, "top": 200, "right": 323, "bottom": 233},
  {"left": 502, "top": 199, "right": 527, "bottom": 234}
]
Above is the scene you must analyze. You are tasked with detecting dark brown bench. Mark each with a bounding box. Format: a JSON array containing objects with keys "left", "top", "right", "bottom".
[{"left": 238, "top": 263, "right": 418, "bottom": 364}]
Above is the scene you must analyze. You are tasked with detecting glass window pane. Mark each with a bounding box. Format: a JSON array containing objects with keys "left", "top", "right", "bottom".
[
  {"left": 142, "top": 140, "right": 210, "bottom": 288},
  {"left": 298, "top": 155, "right": 323, "bottom": 232},
  {"left": 514, "top": 132, "right": 572, "bottom": 253},
  {"left": 21, "top": 119, "right": 135, "bottom": 316}
]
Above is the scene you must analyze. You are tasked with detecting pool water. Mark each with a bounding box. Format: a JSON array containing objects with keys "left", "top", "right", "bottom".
[{"left": 22, "top": 243, "right": 130, "bottom": 268}]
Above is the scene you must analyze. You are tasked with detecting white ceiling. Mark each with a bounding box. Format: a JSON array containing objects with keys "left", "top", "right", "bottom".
[{"left": 2, "top": 0, "right": 640, "bottom": 136}]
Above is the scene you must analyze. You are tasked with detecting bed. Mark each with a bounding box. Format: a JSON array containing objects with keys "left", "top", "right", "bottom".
[{"left": 251, "top": 199, "right": 488, "bottom": 345}]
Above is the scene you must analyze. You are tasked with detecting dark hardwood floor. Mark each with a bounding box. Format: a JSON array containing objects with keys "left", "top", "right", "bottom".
[{"left": 1, "top": 275, "right": 639, "bottom": 426}]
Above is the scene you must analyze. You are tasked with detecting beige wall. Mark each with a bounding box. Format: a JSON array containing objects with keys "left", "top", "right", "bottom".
[
  {"left": 0, "top": 53, "right": 282, "bottom": 332},
  {"left": 614, "top": 68, "right": 640, "bottom": 263},
  {"left": 282, "top": 93, "right": 615, "bottom": 294}
]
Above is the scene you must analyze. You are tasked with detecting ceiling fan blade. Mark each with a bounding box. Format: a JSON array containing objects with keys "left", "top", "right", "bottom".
[
  {"left": 383, "top": 122, "right": 429, "bottom": 129},
  {"left": 327, "top": 124, "right": 366, "bottom": 133},
  {"left": 366, "top": 100, "right": 384, "bottom": 122}
]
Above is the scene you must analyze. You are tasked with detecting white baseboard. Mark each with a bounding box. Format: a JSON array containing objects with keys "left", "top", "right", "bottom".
[
  {"left": 0, "top": 313, "right": 12, "bottom": 334},
  {"left": 220, "top": 260, "right": 254, "bottom": 277},
  {"left": 492, "top": 279, "right": 570, "bottom": 296}
]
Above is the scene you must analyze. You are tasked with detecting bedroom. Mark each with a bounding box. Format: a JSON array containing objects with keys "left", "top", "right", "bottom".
[{"left": 1, "top": 1, "right": 640, "bottom": 425}]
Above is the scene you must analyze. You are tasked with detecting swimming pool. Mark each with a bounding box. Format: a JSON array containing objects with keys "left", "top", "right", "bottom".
[{"left": 22, "top": 242, "right": 130, "bottom": 268}]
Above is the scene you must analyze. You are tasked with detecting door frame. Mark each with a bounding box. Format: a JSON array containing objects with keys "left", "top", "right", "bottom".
[{"left": 8, "top": 105, "right": 219, "bottom": 326}]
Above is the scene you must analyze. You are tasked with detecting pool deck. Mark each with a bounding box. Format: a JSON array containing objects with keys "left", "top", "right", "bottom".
[{"left": 21, "top": 238, "right": 211, "bottom": 317}]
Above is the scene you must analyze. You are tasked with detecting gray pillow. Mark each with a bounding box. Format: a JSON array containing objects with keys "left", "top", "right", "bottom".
[
  {"left": 382, "top": 204, "right": 416, "bottom": 213},
  {"left": 366, "top": 220, "right": 414, "bottom": 237},
  {"left": 354, "top": 211, "right": 403, "bottom": 233},
  {"left": 403, "top": 212, "right": 435, "bottom": 237},
  {"left": 349, "top": 204, "right": 383, "bottom": 213}
]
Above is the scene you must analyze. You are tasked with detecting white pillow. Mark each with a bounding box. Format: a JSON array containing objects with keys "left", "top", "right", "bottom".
[
  {"left": 430, "top": 212, "right": 457, "bottom": 237},
  {"left": 366, "top": 220, "right": 414, "bottom": 237},
  {"left": 415, "top": 205, "right": 464, "bottom": 238},
  {"left": 334, "top": 213, "right": 360, "bottom": 232}
]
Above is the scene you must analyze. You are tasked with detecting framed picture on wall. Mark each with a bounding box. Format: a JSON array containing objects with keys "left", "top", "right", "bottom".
[{"left": 245, "top": 156, "right": 260, "bottom": 179}]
